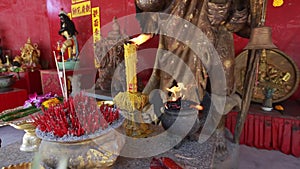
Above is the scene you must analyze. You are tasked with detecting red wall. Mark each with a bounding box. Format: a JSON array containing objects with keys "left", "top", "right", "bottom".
[
  {"left": 46, "top": 0, "right": 141, "bottom": 68},
  {"left": 0, "top": 0, "right": 51, "bottom": 68},
  {"left": 0, "top": 0, "right": 299, "bottom": 99}
]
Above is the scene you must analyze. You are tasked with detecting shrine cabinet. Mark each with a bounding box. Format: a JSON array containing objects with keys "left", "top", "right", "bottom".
[{"left": 13, "top": 70, "right": 42, "bottom": 95}]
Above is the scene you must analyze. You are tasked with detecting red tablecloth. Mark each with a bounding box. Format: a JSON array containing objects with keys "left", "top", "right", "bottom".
[
  {"left": 0, "top": 88, "right": 27, "bottom": 113},
  {"left": 226, "top": 104, "right": 300, "bottom": 157}
]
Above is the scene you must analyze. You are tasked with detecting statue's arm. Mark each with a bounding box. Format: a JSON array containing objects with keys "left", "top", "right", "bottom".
[
  {"left": 208, "top": 0, "right": 251, "bottom": 38},
  {"left": 226, "top": 0, "right": 251, "bottom": 38},
  {"left": 134, "top": 1, "right": 161, "bottom": 35},
  {"left": 207, "top": 0, "right": 231, "bottom": 26},
  {"left": 134, "top": 0, "right": 174, "bottom": 34}
]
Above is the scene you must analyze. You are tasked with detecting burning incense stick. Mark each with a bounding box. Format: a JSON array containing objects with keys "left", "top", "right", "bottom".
[
  {"left": 53, "top": 51, "right": 65, "bottom": 98},
  {"left": 124, "top": 42, "right": 138, "bottom": 93},
  {"left": 61, "top": 51, "right": 68, "bottom": 101}
]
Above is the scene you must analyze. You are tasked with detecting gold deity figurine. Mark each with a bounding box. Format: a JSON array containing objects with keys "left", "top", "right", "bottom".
[{"left": 13, "top": 38, "right": 41, "bottom": 68}]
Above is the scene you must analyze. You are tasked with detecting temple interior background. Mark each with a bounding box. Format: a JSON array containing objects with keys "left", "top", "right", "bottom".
[{"left": 0, "top": 0, "right": 299, "bottom": 168}]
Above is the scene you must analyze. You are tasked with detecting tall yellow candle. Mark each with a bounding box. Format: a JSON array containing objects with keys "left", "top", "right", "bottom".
[{"left": 124, "top": 42, "right": 138, "bottom": 92}]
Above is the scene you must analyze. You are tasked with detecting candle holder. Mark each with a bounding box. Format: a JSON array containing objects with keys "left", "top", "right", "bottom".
[
  {"left": 113, "top": 91, "right": 153, "bottom": 138},
  {"left": 10, "top": 120, "right": 41, "bottom": 152},
  {"left": 0, "top": 106, "right": 41, "bottom": 152}
]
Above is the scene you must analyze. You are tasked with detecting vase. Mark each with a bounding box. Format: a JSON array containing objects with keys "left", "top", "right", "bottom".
[{"left": 36, "top": 127, "right": 125, "bottom": 169}]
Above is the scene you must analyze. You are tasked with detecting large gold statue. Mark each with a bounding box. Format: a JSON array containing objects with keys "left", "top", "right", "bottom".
[{"left": 128, "top": 0, "right": 251, "bottom": 157}]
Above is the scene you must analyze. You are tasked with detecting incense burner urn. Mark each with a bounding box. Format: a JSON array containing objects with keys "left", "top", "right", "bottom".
[
  {"left": 37, "top": 127, "right": 125, "bottom": 169},
  {"left": 160, "top": 99, "right": 200, "bottom": 139}
]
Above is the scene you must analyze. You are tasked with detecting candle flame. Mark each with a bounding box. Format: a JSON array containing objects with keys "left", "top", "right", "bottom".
[
  {"left": 130, "top": 34, "right": 153, "bottom": 46},
  {"left": 166, "top": 83, "right": 186, "bottom": 101}
]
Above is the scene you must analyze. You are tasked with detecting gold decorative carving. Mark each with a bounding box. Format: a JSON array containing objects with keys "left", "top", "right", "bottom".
[{"left": 235, "top": 49, "right": 300, "bottom": 103}]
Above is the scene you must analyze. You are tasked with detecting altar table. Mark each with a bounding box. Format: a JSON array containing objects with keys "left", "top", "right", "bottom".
[
  {"left": 12, "top": 70, "right": 42, "bottom": 95},
  {"left": 226, "top": 101, "right": 300, "bottom": 157},
  {"left": 0, "top": 88, "right": 27, "bottom": 113}
]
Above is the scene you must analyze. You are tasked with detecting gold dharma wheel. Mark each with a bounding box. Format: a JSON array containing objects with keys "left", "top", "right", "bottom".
[{"left": 235, "top": 49, "right": 300, "bottom": 103}]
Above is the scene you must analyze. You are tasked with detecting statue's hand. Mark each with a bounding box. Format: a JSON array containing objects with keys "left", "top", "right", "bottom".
[{"left": 113, "top": 91, "right": 149, "bottom": 112}]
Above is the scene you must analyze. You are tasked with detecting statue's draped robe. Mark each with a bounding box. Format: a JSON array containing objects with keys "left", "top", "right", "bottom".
[{"left": 136, "top": 0, "right": 248, "bottom": 114}]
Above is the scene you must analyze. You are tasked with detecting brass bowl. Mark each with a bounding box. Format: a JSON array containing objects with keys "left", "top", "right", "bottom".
[
  {"left": 1, "top": 162, "right": 31, "bottom": 169},
  {"left": 37, "top": 129, "right": 125, "bottom": 169},
  {"left": 0, "top": 74, "right": 15, "bottom": 92},
  {"left": 10, "top": 121, "right": 35, "bottom": 131}
]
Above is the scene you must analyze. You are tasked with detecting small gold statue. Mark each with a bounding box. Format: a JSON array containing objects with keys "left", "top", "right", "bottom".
[{"left": 13, "top": 38, "right": 41, "bottom": 68}]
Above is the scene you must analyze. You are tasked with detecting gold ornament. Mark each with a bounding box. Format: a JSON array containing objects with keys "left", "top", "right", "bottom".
[{"left": 273, "top": 0, "right": 284, "bottom": 7}]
